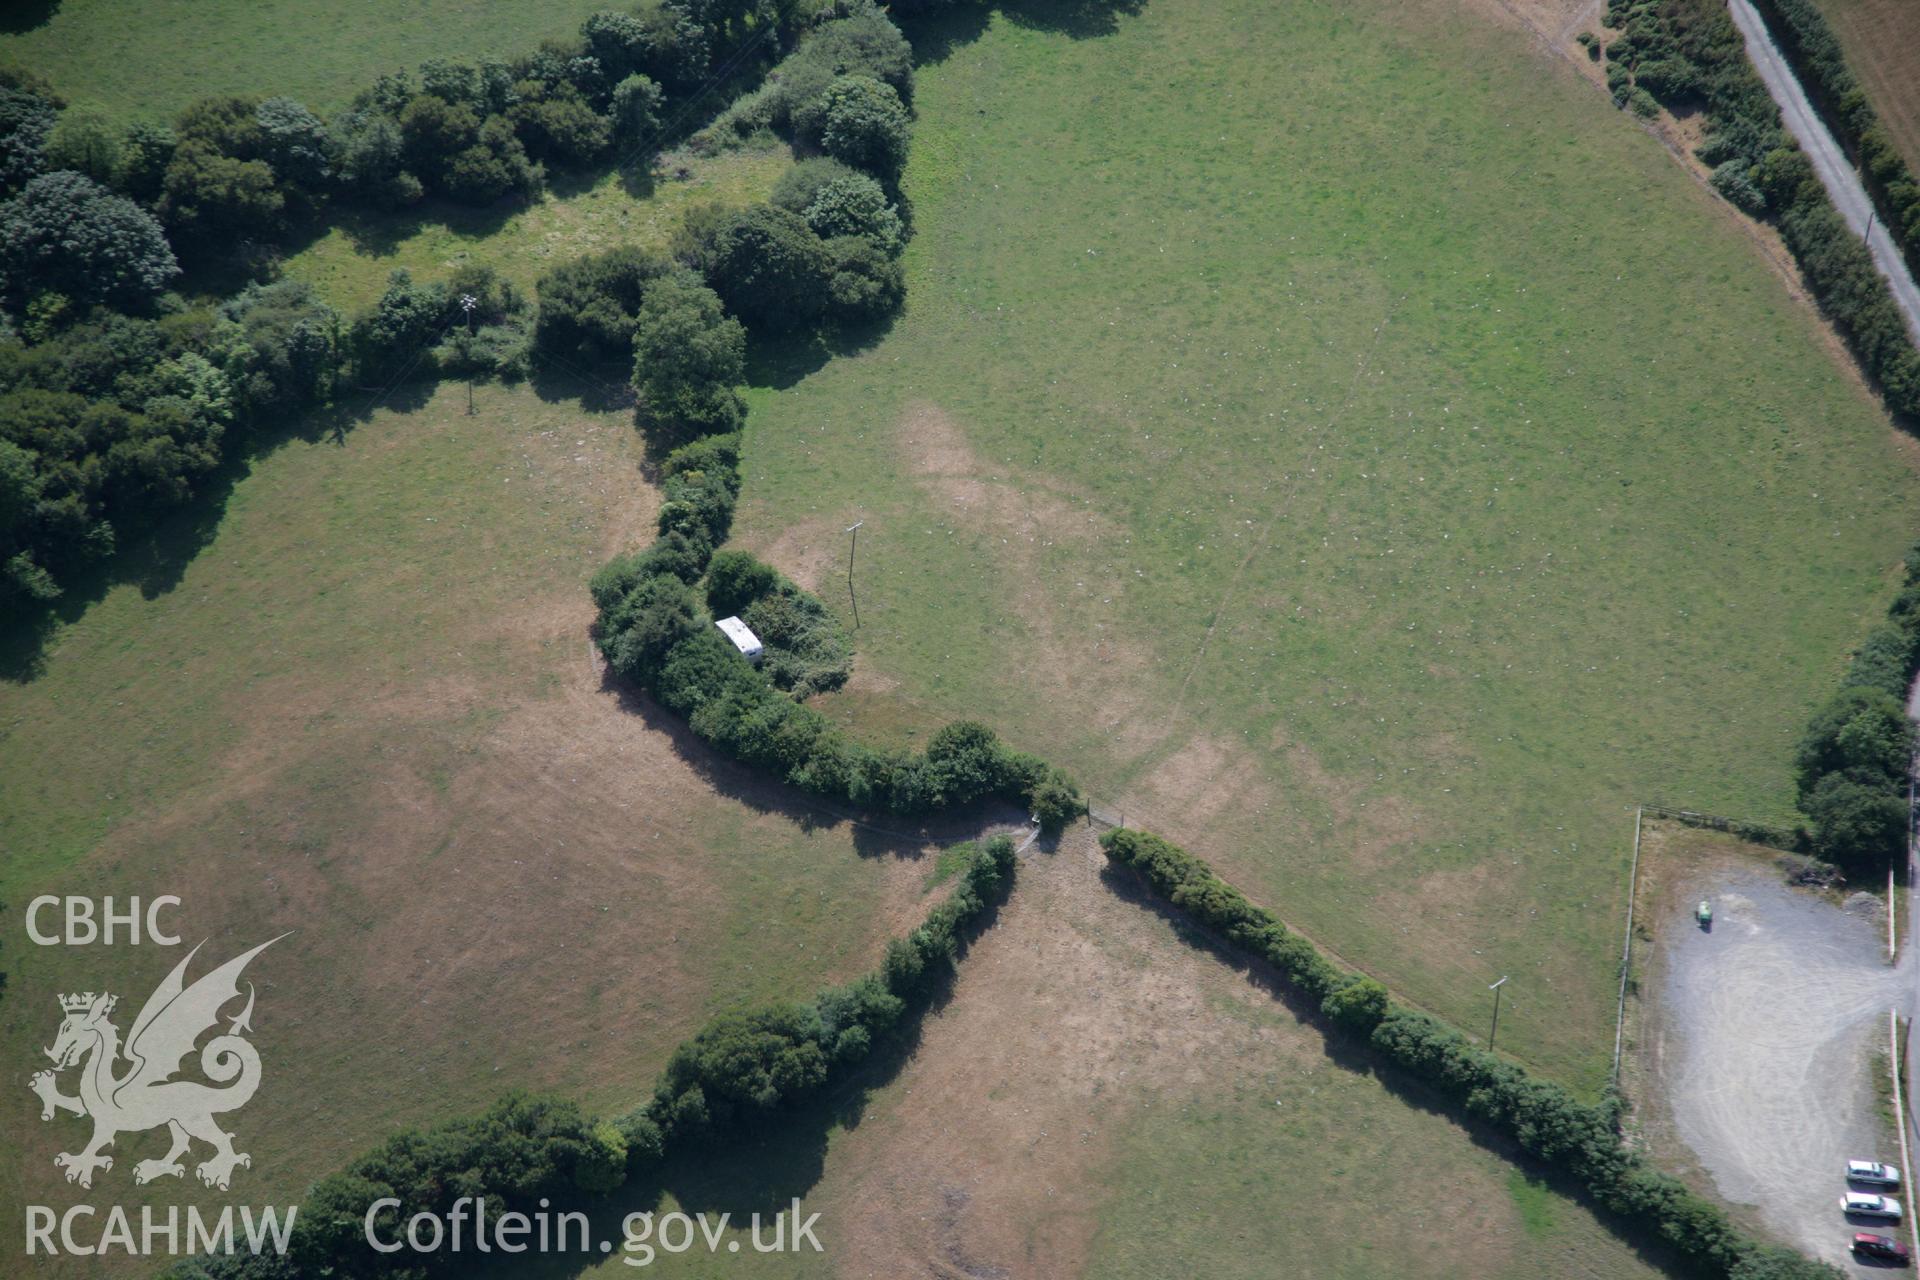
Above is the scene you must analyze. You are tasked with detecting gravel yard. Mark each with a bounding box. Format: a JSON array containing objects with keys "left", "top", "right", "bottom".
[{"left": 1646, "top": 867, "right": 1909, "bottom": 1273}]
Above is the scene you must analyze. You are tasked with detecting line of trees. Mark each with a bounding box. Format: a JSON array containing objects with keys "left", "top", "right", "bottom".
[
  {"left": 160, "top": 835, "right": 1019, "bottom": 1280},
  {"left": 1602, "top": 0, "right": 1920, "bottom": 417},
  {"left": 1787, "top": 542, "right": 1920, "bottom": 868},
  {"left": 587, "top": 432, "right": 1082, "bottom": 827},
  {"left": 0, "top": 264, "right": 531, "bottom": 610},
  {"left": 1100, "top": 826, "right": 1843, "bottom": 1280},
  {"left": 1744, "top": 0, "right": 1920, "bottom": 278},
  {"left": 528, "top": 8, "right": 917, "bottom": 439},
  {"left": 1, "top": 2, "right": 800, "bottom": 263},
  {"left": 0, "top": 1, "right": 915, "bottom": 616}
]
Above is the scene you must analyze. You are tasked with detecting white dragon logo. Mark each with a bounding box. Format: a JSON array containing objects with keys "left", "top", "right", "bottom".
[{"left": 28, "top": 937, "right": 284, "bottom": 1191}]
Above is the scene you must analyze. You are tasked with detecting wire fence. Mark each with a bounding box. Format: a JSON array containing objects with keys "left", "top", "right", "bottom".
[{"left": 1636, "top": 802, "right": 1806, "bottom": 853}]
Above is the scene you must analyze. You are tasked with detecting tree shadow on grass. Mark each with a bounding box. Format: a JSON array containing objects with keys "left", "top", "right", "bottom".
[
  {"left": 0, "top": 377, "right": 439, "bottom": 682},
  {"left": 901, "top": 0, "right": 1141, "bottom": 64},
  {"left": 528, "top": 360, "right": 639, "bottom": 415},
  {"left": 1097, "top": 857, "right": 1698, "bottom": 1280},
  {"left": 0, "top": 0, "right": 59, "bottom": 35},
  {"left": 480, "top": 913, "right": 988, "bottom": 1280},
  {"left": 998, "top": 0, "right": 1145, "bottom": 39},
  {"left": 744, "top": 309, "right": 900, "bottom": 391},
  {"left": 597, "top": 663, "right": 1024, "bottom": 859}
]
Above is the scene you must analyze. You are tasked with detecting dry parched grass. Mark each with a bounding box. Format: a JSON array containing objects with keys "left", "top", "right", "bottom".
[{"left": 800, "top": 830, "right": 1666, "bottom": 1280}]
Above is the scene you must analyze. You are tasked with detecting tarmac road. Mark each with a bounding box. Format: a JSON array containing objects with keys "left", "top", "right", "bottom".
[
  {"left": 1654, "top": 869, "right": 1911, "bottom": 1273},
  {"left": 1728, "top": 0, "right": 1920, "bottom": 345}
]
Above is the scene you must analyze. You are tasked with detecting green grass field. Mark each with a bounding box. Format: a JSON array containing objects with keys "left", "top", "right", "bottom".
[
  {"left": 735, "top": 0, "right": 1920, "bottom": 1093},
  {"left": 0, "top": 0, "right": 613, "bottom": 122},
  {"left": 5, "top": 0, "right": 1916, "bottom": 1272},
  {"left": 0, "top": 382, "right": 929, "bottom": 1275},
  {"left": 282, "top": 147, "right": 793, "bottom": 312}
]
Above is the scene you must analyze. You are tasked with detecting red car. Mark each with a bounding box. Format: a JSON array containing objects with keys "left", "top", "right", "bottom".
[{"left": 1853, "top": 1233, "right": 1912, "bottom": 1264}]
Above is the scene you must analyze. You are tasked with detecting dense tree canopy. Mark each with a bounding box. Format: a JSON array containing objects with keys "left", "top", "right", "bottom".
[
  {"left": 42, "top": 106, "right": 120, "bottom": 185},
  {"left": 158, "top": 142, "right": 284, "bottom": 246},
  {"left": 694, "top": 203, "right": 833, "bottom": 330},
  {"left": 0, "top": 171, "right": 178, "bottom": 307},
  {"left": 1794, "top": 686, "right": 1913, "bottom": 799},
  {"left": 535, "top": 244, "right": 672, "bottom": 360},
  {"left": 0, "top": 79, "right": 58, "bottom": 197},
  {"left": 818, "top": 75, "right": 910, "bottom": 179},
  {"left": 801, "top": 172, "right": 902, "bottom": 254},
  {"left": 631, "top": 273, "right": 746, "bottom": 435},
  {"left": 609, "top": 73, "right": 665, "bottom": 151}
]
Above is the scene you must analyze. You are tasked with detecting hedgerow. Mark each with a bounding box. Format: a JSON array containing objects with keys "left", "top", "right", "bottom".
[
  {"left": 160, "top": 836, "right": 1019, "bottom": 1280},
  {"left": 1100, "top": 827, "right": 1842, "bottom": 1280},
  {"left": 0, "top": 1, "right": 921, "bottom": 620},
  {"left": 1746, "top": 0, "right": 1920, "bottom": 273},
  {"left": 1604, "top": 0, "right": 1920, "bottom": 417},
  {"left": 1785, "top": 541, "right": 1920, "bottom": 867}
]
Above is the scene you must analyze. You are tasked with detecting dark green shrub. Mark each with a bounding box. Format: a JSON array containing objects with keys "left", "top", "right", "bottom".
[
  {"left": 1804, "top": 772, "right": 1907, "bottom": 867},
  {"left": 691, "top": 204, "right": 834, "bottom": 332},
  {"left": 706, "top": 547, "right": 783, "bottom": 616},
  {"left": 802, "top": 172, "right": 902, "bottom": 254},
  {"left": 818, "top": 75, "right": 910, "bottom": 179},
  {"left": 610, "top": 74, "right": 664, "bottom": 150},
  {"left": 823, "top": 234, "right": 905, "bottom": 320},
  {"left": 770, "top": 155, "right": 862, "bottom": 214},
  {"left": 654, "top": 1002, "right": 830, "bottom": 1130},
  {"left": 1, "top": 171, "right": 178, "bottom": 309},
  {"left": 508, "top": 79, "right": 611, "bottom": 163},
  {"left": 631, "top": 273, "right": 746, "bottom": 438},
  {"left": 774, "top": 8, "right": 913, "bottom": 141},
  {"left": 1843, "top": 620, "right": 1919, "bottom": 698},
  {"left": 0, "top": 79, "right": 57, "bottom": 198},
  {"left": 1709, "top": 160, "right": 1767, "bottom": 215},
  {"left": 1794, "top": 685, "right": 1912, "bottom": 800},
  {"left": 1322, "top": 976, "right": 1390, "bottom": 1031},
  {"left": 1027, "top": 767, "right": 1084, "bottom": 833},
  {"left": 535, "top": 244, "right": 673, "bottom": 360},
  {"left": 600, "top": 573, "right": 701, "bottom": 685}
]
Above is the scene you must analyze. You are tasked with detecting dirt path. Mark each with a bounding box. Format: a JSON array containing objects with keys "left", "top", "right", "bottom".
[
  {"left": 1729, "top": 0, "right": 1920, "bottom": 344},
  {"left": 1648, "top": 866, "right": 1910, "bottom": 1273}
]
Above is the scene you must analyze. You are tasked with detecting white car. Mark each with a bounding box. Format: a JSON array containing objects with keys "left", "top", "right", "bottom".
[
  {"left": 1848, "top": 1160, "right": 1903, "bottom": 1189},
  {"left": 1843, "top": 1192, "right": 1904, "bottom": 1220}
]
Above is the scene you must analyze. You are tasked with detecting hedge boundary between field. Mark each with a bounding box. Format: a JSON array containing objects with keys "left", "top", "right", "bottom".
[
  {"left": 1100, "top": 825, "right": 1844, "bottom": 1280},
  {"left": 1744, "top": 0, "right": 1920, "bottom": 277},
  {"left": 1604, "top": 0, "right": 1920, "bottom": 419},
  {"left": 161, "top": 834, "right": 1018, "bottom": 1280},
  {"left": 585, "top": 430, "right": 1085, "bottom": 830}
]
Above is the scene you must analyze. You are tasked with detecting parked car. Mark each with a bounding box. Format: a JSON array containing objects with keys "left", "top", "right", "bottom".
[
  {"left": 1852, "top": 1161, "right": 1905, "bottom": 1189},
  {"left": 1852, "top": 1233, "right": 1911, "bottom": 1264},
  {"left": 1844, "top": 1192, "right": 1905, "bottom": 1220}
]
